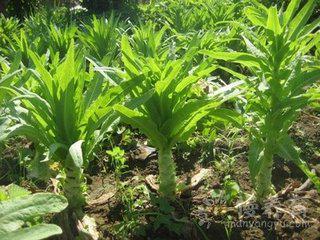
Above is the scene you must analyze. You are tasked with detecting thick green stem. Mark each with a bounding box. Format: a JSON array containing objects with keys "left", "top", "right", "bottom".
[
  {"left": 158, "top": 148, "right": 176, "bottom": 199},
  {"left": 64, "top": 163, "right": 86, "bottom": 212},
  {"left": 255, "top": 139, "right": 276, "bottom": 202}
]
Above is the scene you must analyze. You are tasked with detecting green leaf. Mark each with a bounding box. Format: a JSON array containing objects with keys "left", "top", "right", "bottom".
[
  {"left": 28, "top": 51, "right": 54, "bottom": 94},
  {"left": 209, "top": 108, "right": 243, "bottom": 127},
  {"left": 121, "top": 35, "right": 141, "bottom": 75},
  {"left": 283, "top": 0, "right": 301, "bottom": 26},
  {"left": 0, "top": 124, "right": 48, "bottom": 145},
  {"left": 288, "top": 0, "right": 315, "bottom": 40},
  {"left": 114, "top": 104, "right": 166, "bottom": 147},
  {"left": 0, "top": 70, "right": 22, "bottom": 88},
  {"left": 125, "top": 89, "right": 155, "bottom": 109},
  {"left": 43, "top": 143, "right": 68, "bottom": 162},
  {"left": 68, "top": 140, "right": 84, "bottom": 169},
  {"left": 277, "top": 135, "right": 320, "bottom": 192},
  {"left": 0, "top": 224, "right": 62, "bottom": 240},
  {"left": 248, "top": 137, "right": 264, "bottom": 185},
  {"left": 55, "top": 40, "right": 75, "bottom": 91},
  {"left": 243, "top": 36, "right": 266, "bottom": 59},
  {"left": 201, "top": 50, "right": 261, "bottom": 68},
  {"left": 0, "top": 118, "right": 10, "bottom": 141},
  {"left": 267, "top": 7, "right": 282, "bottom": 35},
  {"left": 218, "top": 66, "right": 247, "bottom": 81},
  {"left": 244, "top": 6, "right": 268, "bottom": 27},
  {"left": 0, "top": 193, "right": 68, "bottom": 234},
  {"left": 6, "top": 185, "right": 31, "bottom": 200},
  {"left": 298, "top": 18, "right": 320, "bottom": 38},
  {"left": 175, "top": 65, "right": 217, "bottom": 93}
]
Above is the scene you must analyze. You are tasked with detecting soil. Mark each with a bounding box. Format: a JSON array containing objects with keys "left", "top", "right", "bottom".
[{"left": 84, "top": 108, "right": 320, "bottom": 240}]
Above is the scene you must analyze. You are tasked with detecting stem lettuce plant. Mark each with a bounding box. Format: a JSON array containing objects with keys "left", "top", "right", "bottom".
[
  {"left": 114, "top": 33, "right": 242, "bottom": 199},
  {"left": 0, "top": 41, "right": 139, "bottom": 212},
  {"left": 79, "top": 14, "right": 121, "bottom": 66},
  {"left": 202, "top": 0, "right": 320, "bottom": 201}
]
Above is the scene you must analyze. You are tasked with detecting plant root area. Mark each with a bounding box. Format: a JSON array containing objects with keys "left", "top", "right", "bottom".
[{"left": 84, "top": 109, "right": 320, "bottom": 240}]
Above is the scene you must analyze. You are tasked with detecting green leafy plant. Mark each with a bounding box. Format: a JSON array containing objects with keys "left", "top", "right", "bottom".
[
  {"left": 130, "top": 21, "right": 169, "bottom": 59},
  {"left": 114, "top": 183, "right": 150, "bottom": 239},
  {"left": 150, "top": 196, "right": 185, "bottom": 236},
  {"left": 106, "top": 146, "right": 128, "bottom": 183},
  {"left": 79, "top": 14, "right": 121, "bottom": 65},
  {"left": 46, "top": 23, "right": 77, "bottom": 58},
  {"left": 114, "top": 32, "right": 242, "bottom": 199},
  {"left": 8, "top": 29, "right": 45, "bottom": 67},
  {"left": 203, "top": 0, "right": 320, "bottom": 201},
  {"left": 213, "top": 128, "right": 245, "bottom": 176},
  {"left": 0, "top": 184, "right": 68, "bottom": 240},
  {"left": 0, "top": 14, "right": 20, "bottom": 56},
  {"left": 202, "top": 0, "right": 243, "bottom": 26},
  {"left": 7, "top": 21, "right": 75, "bottom": 65},
  {"left": 211, "top": 176, "right": 241, "bottom": 206},
  {"left": 222, "top": 176, "right": 241, "bottom": 205},
  {"left": 0, "top": 41, "right": 139, "bottom": 213}
]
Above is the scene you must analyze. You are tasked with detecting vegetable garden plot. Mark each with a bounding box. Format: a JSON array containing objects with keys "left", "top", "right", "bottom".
[{"left": 0, "top": 0, "right": 319, "bottom": 239}]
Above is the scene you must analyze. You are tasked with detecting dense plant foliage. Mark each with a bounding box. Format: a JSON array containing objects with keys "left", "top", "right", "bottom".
[{"left": 0, "top": 0, "right": 319, "bottom": 238}]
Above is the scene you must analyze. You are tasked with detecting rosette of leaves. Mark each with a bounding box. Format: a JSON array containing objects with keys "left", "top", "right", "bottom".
[
  {"left": 79, "top": 13, "right": 121, "bottom": 66},
  {"left": 0, "top": 41, "right": 140, "bottom": 212},
  {"left": 114, "top": 32, "right": 242, "bottom": 199},
  {"left": 202, "top": 0, "right": 320, "bottom": 201}
]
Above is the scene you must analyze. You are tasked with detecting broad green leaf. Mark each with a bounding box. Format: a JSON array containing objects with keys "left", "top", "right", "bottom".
[
  {"left": 114, "top": 104, "right": 166, "bottom": 147},
  {"left": 0, "top": 118, "right": 10, "bottom": 140},
  {"left": 43, "top": 143, "right": 68, "bottom": 162},
  {"left": 175, "top": 75, "right": 198, "bottom": 93},
  {"left": 62, "top": 82, "right": 78, "bottom": 144},
  {"left": 0, "top": 224, "right": 62, "bottom": 240},
  {"left": 68, "top": 140, "right": 84, "bottom": 169},
  {"left": 55, "top": 40, "right": 75, "bottom": 90},
  {"left": 267, "top": 7, "right": 282, "bottom": 35},
  {"left": 244, "top": 6, "right": 268, "bottom": 27},
  {"left": 6, "top": 185, "right": 31, "bottom": 200},
  {"left": 162, "top": 99, "right": 214, "bottom": 140},
  {"left": 209, "top": 108, "right": 243, "bottom": 127},
  {"left": 0, "top": 193, "right": 68, "bottom": 233},
  {"left": 121, "top": 35, "right": 140, "bottom": 75},
  {"left": 0, "top": 124, "right": 48, "bottom": 145}
]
